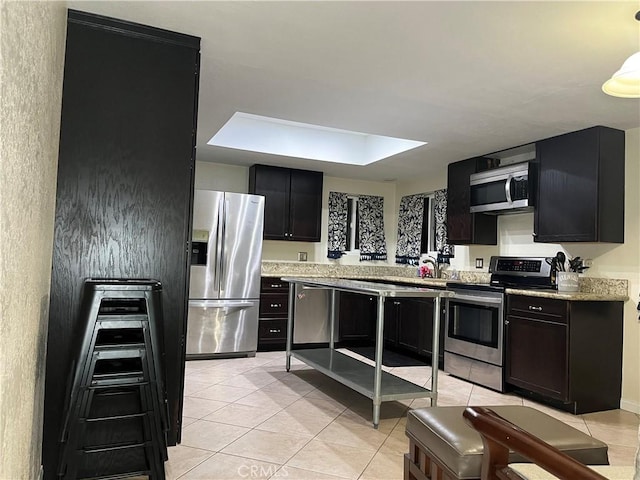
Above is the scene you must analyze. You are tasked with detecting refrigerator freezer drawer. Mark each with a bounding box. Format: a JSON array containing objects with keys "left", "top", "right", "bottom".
[{"left": 186, "top": 300, "right": 259, "bottom": 358}]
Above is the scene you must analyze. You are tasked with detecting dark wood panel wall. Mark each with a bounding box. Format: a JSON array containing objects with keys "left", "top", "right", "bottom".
[{"left": 43, "top": 10, "right": 200, "bottom": 478}]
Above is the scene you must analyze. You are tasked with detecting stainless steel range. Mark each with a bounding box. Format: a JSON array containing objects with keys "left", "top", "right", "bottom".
[{"left": 444, "top": 256, "right": 554, "bottom": 392}]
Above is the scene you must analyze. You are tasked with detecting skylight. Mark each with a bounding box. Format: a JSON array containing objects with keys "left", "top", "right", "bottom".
[{"left": 207, "top": 112, "right": 427, "bottom": 166}]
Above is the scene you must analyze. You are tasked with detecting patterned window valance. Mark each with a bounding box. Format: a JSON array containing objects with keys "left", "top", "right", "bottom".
[
  {"left": 327, "top": 191, "right": 348, "bottom": 259},
  {"left": 327, "top": 192, "right": 387, "bottom": 262},
  {"left": 395, "top": 194, "right": 425, "bottom": 266},
  {"left": 358, "top": 195, "right": 387, "bottom": 261}
]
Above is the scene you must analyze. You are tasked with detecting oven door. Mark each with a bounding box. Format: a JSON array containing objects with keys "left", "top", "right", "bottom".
[{"left": 445, "top": 290, "right": 504, "bottom": 366}]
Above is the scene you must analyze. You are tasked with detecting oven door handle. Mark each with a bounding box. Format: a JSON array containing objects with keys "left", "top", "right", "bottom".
[{"left": 449, "top": 295, "right": 503, "bottom": 306}]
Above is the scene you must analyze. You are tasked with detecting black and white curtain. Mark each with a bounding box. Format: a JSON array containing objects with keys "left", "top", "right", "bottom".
[
  {"left": 395, "top": 194, "right": 425, "bottom": 266},
  {"left": 358, "top": 195, "right": 387, "bottom": 261},
  {"left": 434, "top": 188, "right": 454, "bottom": 257},
  {"left": 327, "top": 191, "right": 348, "bottom": 259}
]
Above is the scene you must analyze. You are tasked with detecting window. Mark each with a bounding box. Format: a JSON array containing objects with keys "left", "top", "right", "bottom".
[
  {"left": 345, "top": 196, "right": 360, "bottom": 252},
  {"left": 420, "top": 194, "right": 436, "bottom": 254}
]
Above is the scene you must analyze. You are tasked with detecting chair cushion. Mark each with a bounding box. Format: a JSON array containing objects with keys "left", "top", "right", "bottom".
[{"left": 406, "top": 406, "right": 609, "bottom": 480}]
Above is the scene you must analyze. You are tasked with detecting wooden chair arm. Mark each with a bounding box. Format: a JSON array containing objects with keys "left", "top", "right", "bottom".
[{"left": 463, "top": 406, "right": 608, "bottom": 480}]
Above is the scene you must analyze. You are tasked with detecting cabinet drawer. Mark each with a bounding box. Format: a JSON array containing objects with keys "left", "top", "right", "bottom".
[
  {"left": 507, "top": 295, "right": 567, "bottom": 322},
  {"left": 261, "top": 277, "right": 289, "bottom": 293},
  {"left": 259, "top": 319, "right": 287, "bottom": 341},
  {"left": 259, "top": 293, "right": 289, "bottom": 317}
]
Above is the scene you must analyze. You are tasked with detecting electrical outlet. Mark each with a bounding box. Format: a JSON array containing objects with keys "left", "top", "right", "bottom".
[
  {"left": 582, "top": 258, "right": 593, "bottom": 268},
  {"left": 298, "top": 251, "right": 308, "bottom": 262},
  {"left": 475, "top": 258, "right": 484, "bottom": 269}
]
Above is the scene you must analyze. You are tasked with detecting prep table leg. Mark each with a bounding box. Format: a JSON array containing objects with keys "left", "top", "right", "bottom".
[
  {"left": 285, "top": 282, "right": 296, "bottom": 372},
  {"left": 430, "top": 296, "right": 441, "bottom": 406},
  {"left": 372, "top": 296, "right": 386, "bottom": 428}
]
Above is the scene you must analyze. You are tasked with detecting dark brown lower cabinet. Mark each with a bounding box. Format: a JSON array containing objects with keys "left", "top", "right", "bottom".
[
  {"left": 338, "top": 292, "right": 376, "bottom": 345},
  {"left": 393, "top": 299, "right": 426, "bottom": 354},
  {"left": 505, "top": 295, "right": 623, "bottom": 414},
  {"left": 384, "top": 297, "right": 445, "bottom": 368},
  {"left": 257, "top": 277, "right": 290, "bottom": 351}
]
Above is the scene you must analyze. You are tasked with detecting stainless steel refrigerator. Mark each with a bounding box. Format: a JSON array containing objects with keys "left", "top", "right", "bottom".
[{"left": 186, "top": 190, "right": 264, "bottom": 358}]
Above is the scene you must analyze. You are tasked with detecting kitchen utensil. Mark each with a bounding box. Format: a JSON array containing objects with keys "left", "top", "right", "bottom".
[
  {"left": 545, "top": 256, "right": 558, "bottom": 272},
  {"left": 568, "top": 256, "right": 589, "bottom": 273},
  {"left": 555, "top": 252, "right": 566, "bottom": 272}
]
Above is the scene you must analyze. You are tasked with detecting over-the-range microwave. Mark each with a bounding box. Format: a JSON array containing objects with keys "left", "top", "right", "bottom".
[{"left": 469, "top": 161, "right": 534, "bottom": 214}]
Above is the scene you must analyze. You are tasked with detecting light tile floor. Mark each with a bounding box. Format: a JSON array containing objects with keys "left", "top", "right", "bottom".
[{"left": 168, "top": 350, "right": 639, "bottom": 479}]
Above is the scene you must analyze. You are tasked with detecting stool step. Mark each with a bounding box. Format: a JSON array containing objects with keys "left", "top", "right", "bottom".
[
  {"left": 77, "top": 469, "right": 151, "bottom": 480},
  {"left": 98, "top": 298, "right": 147, "bottom": 315},
  {"left": 95, "top": 328, "right": 145, "bottom": 347}
]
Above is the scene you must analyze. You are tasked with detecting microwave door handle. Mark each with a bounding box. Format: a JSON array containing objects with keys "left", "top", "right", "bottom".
[{"left": 505, "top": 175, "right": 513, "bottom": 204}]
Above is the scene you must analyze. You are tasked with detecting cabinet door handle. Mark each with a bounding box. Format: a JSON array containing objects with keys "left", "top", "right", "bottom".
[
  {"left": 528, "top": 305, "right": 543, "bottom": 311},
  {"left": 269, "top": 329, "right": 281, "bottom": 333},
  {"left": 504, "top": 320, "right": 510, "bottom": 325},
  {"left": 270, "top": 283, "right": 282, "bottom": 288},
  {"left": 270, "top": 303, "right": 282, "bottom": 308}
]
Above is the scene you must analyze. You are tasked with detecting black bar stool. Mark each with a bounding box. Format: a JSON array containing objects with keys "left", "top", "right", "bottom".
[{"left": 58, "top": 279, "right": 168, "bottom": 479}]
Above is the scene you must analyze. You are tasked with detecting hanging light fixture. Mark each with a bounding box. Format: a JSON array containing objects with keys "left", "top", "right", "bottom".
[{"left": 602, "top": 11, "right": 640, "bottom": 98}]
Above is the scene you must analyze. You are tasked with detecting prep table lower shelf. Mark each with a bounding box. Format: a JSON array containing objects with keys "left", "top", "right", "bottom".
[
  {"left": 283, "top": 277, "right": 453, "bottom": 428},
  {"left": 291, "top": 348, "right": 433, "bottom": 402}
]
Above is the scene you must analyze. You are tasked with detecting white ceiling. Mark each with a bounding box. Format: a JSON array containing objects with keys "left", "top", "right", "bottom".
[{"left": 67, "top": 1, "right": 640, "bottom": 182}]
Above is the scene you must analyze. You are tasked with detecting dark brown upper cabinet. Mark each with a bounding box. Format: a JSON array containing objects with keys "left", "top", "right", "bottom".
[
  {"left": 534, "top": 126, "right": 624, "bottom": 243},
  {"left": 249, "top": 164, "right": 323, "bottom": 242},
  {"left": 447, "top": 157, "right": 498, "bottom": 245}
]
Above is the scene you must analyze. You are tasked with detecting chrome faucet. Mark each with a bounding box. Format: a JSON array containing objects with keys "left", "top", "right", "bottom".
[{"left": 422, "top": 256, "right": 441, "bottom": 279}]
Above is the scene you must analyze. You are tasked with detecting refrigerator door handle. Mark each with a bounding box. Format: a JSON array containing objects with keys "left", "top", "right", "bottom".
[
  {"left": 215, "top": 199, "right": 224, "bottom": 294},
  {"left": 189, "top": 300, "right": 255, "bottom": 316},
  {"left": 188, "top": 300, "right": 255, "bottom": 309}
]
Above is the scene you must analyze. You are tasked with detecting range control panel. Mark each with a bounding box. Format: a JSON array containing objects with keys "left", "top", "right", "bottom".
[
  {"left": 495, "top": 259, "right": 542, "bottom": 273},
  {"left": 489, "top": 256, "right": 552, "bottom": 278}
]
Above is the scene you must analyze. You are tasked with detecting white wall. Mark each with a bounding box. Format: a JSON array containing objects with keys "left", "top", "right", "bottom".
[
  {"left": 194, "top": 161, "right": 248, "bottom": 193},
  {"left": 0, "top": 1, "right": 67, "bottom": 478}
]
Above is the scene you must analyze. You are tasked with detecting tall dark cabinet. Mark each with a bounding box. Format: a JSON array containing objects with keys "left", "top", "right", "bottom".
[{"left": 44, "top": 10, "right": 200, "bottom": 478}]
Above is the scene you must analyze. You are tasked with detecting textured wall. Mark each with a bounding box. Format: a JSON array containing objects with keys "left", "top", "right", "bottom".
[{"left": 0, "top": 1, "right": 66, "bottom": 478}]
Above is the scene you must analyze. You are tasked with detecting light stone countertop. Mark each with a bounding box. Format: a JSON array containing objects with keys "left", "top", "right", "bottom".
[{"left": 261, "top": 261, "right": 628, "bottom": 302}]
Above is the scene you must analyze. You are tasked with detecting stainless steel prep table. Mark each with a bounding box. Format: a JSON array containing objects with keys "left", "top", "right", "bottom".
[{"left": 282, "top": 277, "right": 453, "bottom": 428}]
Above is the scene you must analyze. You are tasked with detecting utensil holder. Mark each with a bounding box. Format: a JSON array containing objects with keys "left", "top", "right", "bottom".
[{"left": 557, "top": 272, "right": 579, "bottom": 292}]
